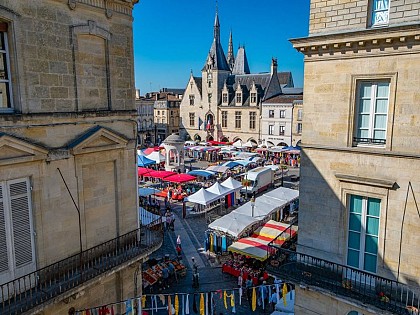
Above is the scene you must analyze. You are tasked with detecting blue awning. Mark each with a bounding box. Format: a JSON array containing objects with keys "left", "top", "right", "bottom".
[
  {"left": 187, "top": 170, "right": 216, "bottom": 178},
  {"left": 138, "top": 155, "right": 156, "bottom": 167}
]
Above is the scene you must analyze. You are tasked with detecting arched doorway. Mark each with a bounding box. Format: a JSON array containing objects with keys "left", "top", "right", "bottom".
[
  {"left": 247, "top": 138, "right": 258, "bottom": 145},
  {"left": 267, "top": 141, "right": 275, "bottom": 147},
  {"left": 296, "top": 140, "right": 301, "bottom": 146},
  {"left": 220, "top": 136, "right": 229, "bottom": 142},
  {"left": 278, "top": 142, "right": 288, "bottom": 147},
  {"left": 205, "top": 113, "right": 214, "bottom": 130},
  {"left": 194, "top": 134, "right": 201, "bottom": 141},
  {"left": 207, "top": 135, "right": 214, "bottom": 141},
  {"left": 233, "top": 137, "right": 242, "bottom": 142}
]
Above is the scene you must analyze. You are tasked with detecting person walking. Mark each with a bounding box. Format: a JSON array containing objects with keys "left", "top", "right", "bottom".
[
  {"left": 176, "top": 235, "right": 182, "bottom": 249},
  {"left": 191, "top": 257, "right": 199, "bottom": 288}
]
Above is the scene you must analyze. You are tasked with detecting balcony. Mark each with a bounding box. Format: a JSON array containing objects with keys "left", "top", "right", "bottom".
[
  {"left": 266, "top": 248, "right": 419, "bottom": 315},
  {"left": 0, "top": 219, "right": 163, "bottom": 315}
]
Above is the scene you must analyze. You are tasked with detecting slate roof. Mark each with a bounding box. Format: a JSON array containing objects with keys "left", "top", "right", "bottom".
[
  {"left": 232, "top": 46, "right": 250, "bottom": 75},
  {"left": 193, "top": 77, "right": 203, "bottom": 96},
  {"left": 263, "top": 94, "right": 303, "bottom": 104}
]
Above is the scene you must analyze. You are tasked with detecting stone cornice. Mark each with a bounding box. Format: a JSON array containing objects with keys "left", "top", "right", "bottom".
[
  {"left": 68, "top": 0, "right": 138, "bottom": 17},
  {"left": 290, "top": 24, "right": 420, "bottom": 57}
]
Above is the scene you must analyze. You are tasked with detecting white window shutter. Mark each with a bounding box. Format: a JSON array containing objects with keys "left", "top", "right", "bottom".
[
  {"left": 0, "top": 183, "right": 10, "bottom": 274},
  {"left": 8, "top": 179, "right": 35, "bottom": 273}
]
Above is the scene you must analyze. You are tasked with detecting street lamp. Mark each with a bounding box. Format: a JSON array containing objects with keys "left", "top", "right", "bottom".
[{"left": 251, "top": 195, "right": 255, "bottom": 217}]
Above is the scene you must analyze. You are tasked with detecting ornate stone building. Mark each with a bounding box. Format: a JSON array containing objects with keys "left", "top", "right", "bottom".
[
  {"left": 273, "top": 0, "right": 420, "bottom": 314},
  {"left": 179, "top": 12, "right": 300, "bottom": 144},
  {"left": 0, "top": 1, "right": 162, "bottom": 314},
  {"left": 136, "top": 89, "right": 155, "bottom": 147},
  {"left": 154, "top": 90, "right": 182, "bottom": 144}
]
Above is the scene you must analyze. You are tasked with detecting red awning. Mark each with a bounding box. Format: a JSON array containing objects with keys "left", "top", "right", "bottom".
[
  {"left": 163, "top": 173, "right": 196, "bottom": 183},
  {"left": 138, "top": 167, "right": 152, "bottom": 176},
  {"left": 208, "top": 140, "right": 231, "bottom": 146},
  {"left": 143, "top": 147, "right": 160, "bottom": 155},
  {"left": 147, "top": 170, "right": 175, "bottom": 179}
]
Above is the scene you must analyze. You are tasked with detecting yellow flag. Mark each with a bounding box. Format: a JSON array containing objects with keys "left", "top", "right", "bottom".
[
  {"left": 141, "top": 295, "right": 146, "bottom": 308},
  {"left": 282, "top": 283, "right": 288, "bottom": 307},
  {"left": 223, "top": 290, "right": 228, "bottom": 309},
  {"left": 168, "top": 295, "right": 172, "bottom": 315},
  {"left": 175, "top": 294, "right": 179, "bottom": 315},
  {"left": 200, "top": 293, "right": 205, "bottom": 315},
  {"left": 252, "top": 287, "right": 257, "bottom": 311}
]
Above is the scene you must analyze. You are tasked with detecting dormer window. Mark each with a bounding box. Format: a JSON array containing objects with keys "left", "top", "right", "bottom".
[
  {"left": 250, "top": 93, "right": 257, "bottom": 104},
  {"left": 189, "top": 95, "right": 195, "bottom": 106},
  {"left": 222, "top": 93, "right": 228, "bottom": 104},
  {"left": 370, "top": 0, "right": 390, "bottom": 27},
  {"left": 236, "top": 92, "right": 242, "bottom": 105}
]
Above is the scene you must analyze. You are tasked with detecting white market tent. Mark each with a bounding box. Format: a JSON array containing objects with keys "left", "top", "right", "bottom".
[
  {"left": 232, "top": 140, "right": 244, "bottom": 148},
  {"left": 147, "top": 151, "right": 165, "bottom": 163},
  {"left": 206, "top": 182, "right": 232, "bottom": 197},
  {"left": 208, "top": 211, "right": 259, "bottom": 238},
  {"left": 221, "top": 177, "right": 242, "bottom": 191},
  {"left": 243, "top": 140, "right": 257, "bottom": 148},
  {"left": 206, "top": 165, "right": 230, "bottom": 173},
  {"left": 232, "top": 195, "right": 280, "bottom": 219},
  {"left": 264, "top": 187, "right": 299, "bottom": 203},
  {"left": 184, "top": 188, "right": 220, "bottom": 206}
]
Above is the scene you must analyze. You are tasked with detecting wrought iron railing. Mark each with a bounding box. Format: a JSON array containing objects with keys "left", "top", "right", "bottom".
[
  {"left": 266, "top": 219, "right": 298, "bottom": 253},
  {"left": 353, "top": 137, "right": 386, "bottom": 145},
  {"left": 0, "top": 218, "right": 163, "bottom": 315},
  {"left": 266, "top": 248, "right": 420, "bottom": 315}
]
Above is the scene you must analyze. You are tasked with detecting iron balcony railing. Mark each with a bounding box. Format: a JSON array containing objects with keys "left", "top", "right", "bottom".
[
  {"left": 267, "top": 218, "right": 298, "bottom": 252},
  {"left": 0, "top": 218, "right": 163, "bottom": 315},
  {"left": 266, "top": 248, "right": 419, "bottom": 315},
  {"left": 353, "top": 137, "right": 386, "bottom": 145}
]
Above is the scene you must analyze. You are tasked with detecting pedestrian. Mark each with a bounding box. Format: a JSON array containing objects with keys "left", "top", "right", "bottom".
[
  {"left": 238, "top": 272, "right": 243, "bottom": 288},
  {"left": 177, "top": 235, "right": 181, "bottom": 249},
  {"left": 162, "top": 266, "right": 170, "bottom": 288},
  {"left": 176, "top": 245, "right": 182, "bottom": 260},
  {"left": 192, "top": 257, "right": 199, "bottom": 288}
]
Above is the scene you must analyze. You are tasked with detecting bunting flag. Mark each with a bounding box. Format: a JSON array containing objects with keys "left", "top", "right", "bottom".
[
  {"left": 142, "top": 295, "right": 146, "bottom": 308},
  {"left": 175, "top": 294, "right": 179, "bottom": 315},
  {"left": 168, "top": 295, "right": 173, "bottom": 315},
  {"left": 231, "top": 290, "right": 236, "bottom": 313},
  {"left": 205, "top": 293, "right": 209, "bottom": 315},
  {"left": 193, "top": 294, "right": 198, "bottom": 313},
  {"left": 125, "top": 299, "right": 133, "bottom": 315},
  {"left": 238, "top": 287, "right": 242, "bottom": 306},
  {"left": 137, "top": 298, "right": 141, "bottom": 315},
  {"left": 185, "top": 294, "right": 190, "bottom": 315},
  {"left": 223, "top": 290, "right": 228, "bottom": 309},
  {"left": 252, "top": 287, "right": 257, "bottom": 311},
  {"left": 199, "top": 293, "right": 205, "bottom": 315},
  {"left": 282, "top": 283, "right": 288, "bottom": 307},
  {"left": 182, "top": 295, "right": 185, "bottom": 315}
]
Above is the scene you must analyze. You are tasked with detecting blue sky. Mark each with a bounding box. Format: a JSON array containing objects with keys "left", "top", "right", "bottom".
[{"left": 133, "top": 0, "right": 310, "bottom": 94}]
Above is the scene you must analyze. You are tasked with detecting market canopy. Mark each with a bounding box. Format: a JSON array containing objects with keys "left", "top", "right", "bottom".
[
  {"left": 206, "top": 182, "right": 232, "bottom": 197},
  {"left": 251, "top": 220, "right": 298, "bottom": 246},
  {"left": 208, "top": 211, "right": 259, "bottom": 238},
  {"left": 206, "top": 165, "right": 230, "bottom": 173},
  {"left": 222, "top": 161, "right": 241, "bottom": 169},
  {"left": 232, "top": 195, "right": 280, "bottom": 219},
  {"left": 143, "top": 147, "right": 160, "bottom": 155},
  {"left": 232, "top": 140, "right": 244, "bottom": 147},
  {"left": 228, "top": 236, "right": 275, "bottom": 261},
  {"left": 147, "top": 151, "right": 165, "bottom": 163},
  {"left": 221, "top": 177, "right": 243, "bottom": 191},
  {"left": 137, "top": 155, "right": 156, "bottom": 167},
  {"left": 184, "top": 188, "right": 220, "bottom": 206},
  {"left": 147, "top": 170, "right": 175, "bottom": 179},
  {"left": 264, "top": 187, "right": 299, "bottom": 203},
  {"left": 243, "top": 140, "right": 257, "bottom": 148},
  {"left": 138, "top": 167, "right": 152, "bottom": 176},
  {"left": 138, "top": 187, "right": 160, "bottom": 197},
  {"left": 187, "top": 170, "right": 215, "bottom": 178},
  {"left": 163, "top": 173, "right": 196, "bottom": 183}
]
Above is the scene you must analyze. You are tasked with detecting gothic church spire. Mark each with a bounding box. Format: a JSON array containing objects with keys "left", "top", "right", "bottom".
[{"left": 227, "top": 30, "right": 235, "bottom": 71}]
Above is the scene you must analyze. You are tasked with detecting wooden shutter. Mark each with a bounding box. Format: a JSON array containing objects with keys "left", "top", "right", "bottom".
[
  {"left": 8, "top": 179, "right": 35, "bottom": 275},
  {"left": 0, "top": 183, "right": 10, "bottom": 274}
]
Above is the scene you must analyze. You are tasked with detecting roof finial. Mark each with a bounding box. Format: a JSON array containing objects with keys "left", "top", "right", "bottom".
[{"left": 216, "top": 0, "right": 218, "bottom": 14}]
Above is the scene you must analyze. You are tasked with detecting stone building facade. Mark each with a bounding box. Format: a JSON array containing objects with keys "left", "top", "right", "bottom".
[
  {"left": 153, "top": 90, "right": 182, "bottom": 144},
  {"left": 135, "top": 90, "right": 155, "bottom": 147},
  {"left": 291, "top": 99, "right": 303, "bottom": 147},
  {"left": 0, "top": 1, "right": 162, "bottom": 314},
  {"left": 179, "top": 12, "right": 300, "bottom": 144},
  {"left": 289, "top": 0, "right": 420, "bottom": 314}
]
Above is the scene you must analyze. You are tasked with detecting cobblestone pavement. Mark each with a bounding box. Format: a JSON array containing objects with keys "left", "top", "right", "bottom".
[{"left": 141, "top": 162, "right": 300, "bottom": 314}]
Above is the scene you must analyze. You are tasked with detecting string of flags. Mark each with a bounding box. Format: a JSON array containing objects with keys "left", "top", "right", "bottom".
[{"left": 72, "top": 283, "right": 293, "bottom": 315}]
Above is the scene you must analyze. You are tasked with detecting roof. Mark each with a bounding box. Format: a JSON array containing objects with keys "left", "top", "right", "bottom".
[
  {"left": 193, "top": 77, "right": 203, "bottom": 96},
  {"left": 232, "top": 46, "right": 250, "bottom": 75},
  {"left": 163, "top": 133, "right": 184, "bottom": 144},
  {"left": 277, "top": 72, "right": 294, "bottom": 87},
  {"left": 263, "top": 94, "right": 303, "bottom": 104}
]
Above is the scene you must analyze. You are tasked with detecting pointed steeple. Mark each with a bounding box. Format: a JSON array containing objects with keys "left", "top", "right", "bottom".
[
  {"left": 202, "top": 11, "right": 230, "bottom": 71},
  {"left": 232, "top": 45, "right": 250, "bottom": 75},
  {"left": 264, "top": 57, "right": 282, "bottom": 100},
  {"left": 227, "top": 30, "right": 235, "bottom": 71}
]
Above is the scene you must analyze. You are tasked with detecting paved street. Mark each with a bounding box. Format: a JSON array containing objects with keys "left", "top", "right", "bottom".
[{"left": 142, "top": 161, "right": 299, "bottom": 314}]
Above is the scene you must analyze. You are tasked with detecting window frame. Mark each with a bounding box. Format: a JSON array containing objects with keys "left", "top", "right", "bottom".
[
  {"left": 249, "top": 111, "right": 256, "bottom": 130},
  {"left": 297, "top": 123, "right": 302, "bottom": 134},
  {"left": 189, "top": 94, "right": 195, "bottom": 106},
  {"left": 268, "top": 125, "right": 274, "bottom": 135},
  {"left": 250, "top": 93, "right": 257, "bottom": 104},
  {"left": 280, "top": 110, "right": 286, "bottom": 118},
  {"left": 279, "top": 125, "right": 285, "bottom": 136},
  {"left": 222, "top": 93, "right": 228, "bottom": 104},
  {"left": 221, "top": 111, "right": 227, "bottom": 128},
  {"left": 268, "top": 110, "right": 274, "bottom": 118},
  {"left": 0, "top": 24, "right": 14, "bottom": 112},
  {"left": 369, "top": 0, "right": 390, "bottom": 28},
  {"left": 235, "top": 111, "right": 241, "bottom": 129},
  {"left": 189, "top": 112, "right": 195, "bottom": 127},
  {"left": 236, "top": 92, "right": 242, "bottom": 105}
]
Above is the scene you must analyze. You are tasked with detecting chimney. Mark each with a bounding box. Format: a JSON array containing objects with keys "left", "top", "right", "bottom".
[
  {"left": 135, "top": 89, "right": 140, "bottom": 99},
  {"left": 271, "top": 57, "right": 278, "bottom": 75}
]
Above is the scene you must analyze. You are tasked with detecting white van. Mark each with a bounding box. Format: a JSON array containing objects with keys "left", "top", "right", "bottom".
[{"left": 240, "top": 167, "right": 274, "bottom": 196}]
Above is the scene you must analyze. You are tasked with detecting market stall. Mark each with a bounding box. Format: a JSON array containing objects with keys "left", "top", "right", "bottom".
[
  {"left": 142, "top": 260, "right": 186, "bottom": 290},
  {"left": 163, "top": 173, "right": 196, "bottom": 183},
  {"left": 137, "top": 155, "right": 156, "bottom": 167},
  {"left": 146, "top": 151, "right": 166, "bottom": 164}
]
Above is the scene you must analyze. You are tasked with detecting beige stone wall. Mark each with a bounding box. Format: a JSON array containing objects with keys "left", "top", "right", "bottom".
[
  {"left": 218, "top": 107, "right": 260, "bottom": 143},
  {"left": 1, "top": 0, "right": 135, "bottom": 113},
  {"left": 38, "top": 262, "right": 142, "bottom": 315},
  {"left": 309, "top": 0, "right": 419, "bottom": 36},
  {"left": 292, "top": 101, "right": 302, "bottom": 146},
  {"left": 294, "top": 286, "right": 381, "bottom": 315}
]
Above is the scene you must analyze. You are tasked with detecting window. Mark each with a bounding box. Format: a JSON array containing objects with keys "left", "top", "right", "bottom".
[
  {"left": 0, "top": 23, "right": 13, "bottom": 110},
  {"left": 269, "top": 110, "right": 274, "bottom": 118},
  {"left": 250, "top": 93, "right": 257, "bottom": 104},
  {"left": 222, "top": 93, "right": 228, "bottom": 104},
  {"left": 249, "top": 112, "right": 256, "bottom": 130},
  {"left": 235, "top": 111, "right": 241, "bottom": 129},
  {"left": 189, "top": 95, "right": 195, "bottom": 106},
  {"left": 221, "top": 111, "right": 227, "bottom": 128},
  {"left": 0, "top": 178, "right": 36, "bottom": 284},
  {"left": 347, "top": 195, "right": 380, "bottom": 273},
  {"left": 236, "top": 93, "right": 242, "bottom": 104},
  {"left": 371, "top": 0, "right": 390, "bottom": 27},
  {"left": 208, "top": 93, "right": 212, "bottom": 103},
  {"left": 189, "top": 113, "right": 195, "bottom": 127},
  {"left": 354, "top": 81, "right": 389, "bottom": 146},
  {"left": 268, "top": 125, "right": 274, "bottom": 135},
  {"left": 297, "top": 123, "right": 302, "bottom": 134},
  {"left": 170, "top": 117, "right": 174, "bottom": 126},
  {"left": 279, "top": 125, "right": 285, "bottom": 135},
  {"left": 157, "top": 110, "right": 160, "bottom": 115},
  {"left": 280, "top": 110, "right": 286, "bottom": 118},
  {"left": 297, "top": 109, "right": 303, "bottom": 121},
  {"left": 170, "top": 110, "right": 173, "bottom": 116}
]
